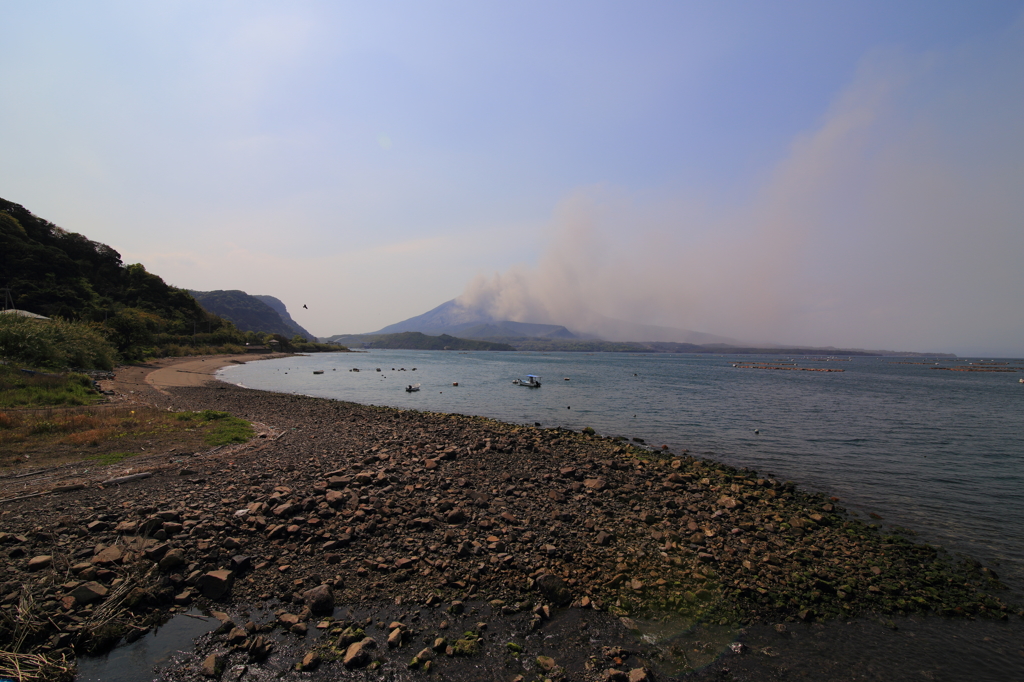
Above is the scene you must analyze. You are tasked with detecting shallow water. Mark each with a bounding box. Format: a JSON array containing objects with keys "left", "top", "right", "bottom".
[
  {"left": 220, "top": 351, "right": 1024, "bottom": 593},
  {"left": 74, "top": 610, "right": 219, "bottom": 682},
  {"left": 76, "top": 601, "right": 1024, "bottom": 681}
]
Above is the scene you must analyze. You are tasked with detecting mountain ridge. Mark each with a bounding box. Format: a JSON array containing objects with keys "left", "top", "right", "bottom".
[{"left": 189, "top": 290, "right": 311, "bottom": 339}]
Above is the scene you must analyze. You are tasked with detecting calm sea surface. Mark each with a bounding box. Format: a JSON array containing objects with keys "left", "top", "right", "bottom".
[{"left": 219, "top": 351, "right": 1024, "bottom": 592}]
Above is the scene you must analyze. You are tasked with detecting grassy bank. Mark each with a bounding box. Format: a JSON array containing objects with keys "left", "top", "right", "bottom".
[
  {"left": 0, "top": 406, "right": 253, "bottom": 473},
  {"left": 0, "top": 365, "right": 104, "bottom": 408}
]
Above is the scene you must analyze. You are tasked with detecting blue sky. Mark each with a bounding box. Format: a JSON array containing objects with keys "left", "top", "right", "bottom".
[{"left": 2, "top": 2, "right": 1023, "bottom": 354}]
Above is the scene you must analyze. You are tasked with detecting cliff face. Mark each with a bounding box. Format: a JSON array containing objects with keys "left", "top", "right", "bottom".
[
  {"left": 190, "top": 290, "right": 309, "bottom": 338},
  {"left": 252, "top": 295, "right": 314, "bottom": 340}
]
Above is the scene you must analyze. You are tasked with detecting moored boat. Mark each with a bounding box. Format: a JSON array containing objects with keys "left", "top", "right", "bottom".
[
  {"left": 512, "top": 375, "right": 542, "bottom": 387},
  {"left": 406, "top": 383, "right": 421, "bottom": 392}
]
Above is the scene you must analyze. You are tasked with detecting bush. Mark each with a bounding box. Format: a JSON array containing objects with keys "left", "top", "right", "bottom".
[{"left": 0, "top": 315, "right": 116, "bottom": 370}]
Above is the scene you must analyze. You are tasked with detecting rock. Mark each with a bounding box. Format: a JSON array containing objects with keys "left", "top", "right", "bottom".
[
  {"left": 451, "top": 638, "right": 480, "bottom": 656},
  {"left": 596, "top": 531, "right": 614, "bottom": 546},
  {"left": 200, "top": 652, "right": 225, "bottom": 677},
  {"left": 162, "top": 522, "right": 184, "bottom": 535},
  {"left": 302, "top": 584, "right": 334, "bottom": 614},
  {"left": 229, "top": 555, "right": 252, "bottom": 573},
  {"left": 605, "top": 670, "right": 628, "bottom": 681},
  {"left": 247, "top": 635, "right": 273, "bottom": 661},
  {"left": 159, "top": 548, "right": 186, "bottom": 571},
  {"left": 143, "top": 543, "right": 170, "bottom": 562},
  {"left": 336, "top": 626, "right": 364, "bottom": 647},
  {"left": 387, "top": 627, "right": 404, "bottom": 647},
  {"left": 92, "top": 545, "right": 123, "bottom": 565},
  {"left": 628, "top": 668, "right": 649, "bottom": 682},
  {"left": 584, "top": 478, "right": 608, "bottom": 491},
  {"left": 343, "top": 637, "right": 377, "bottom": 668},
  {"left": 69, "top": 581, "right": 108, "bottom": 604},
  {"left": 272, "top": 503, "right": 299, "bottom": 517},
  {"left": 299, "top": 651, "right": 320, "bottom": 671},
  {"left": 197, "top": 570, "right": 234, "bottom": 599},
  {"left": 227, "top": 627, "right": 248, "bottom": 645},
  {"left": 535, "top": 573, "right": 572, "bottom": 606},
  {"left": 27, "top": 555, "right": 52, "bottom": 571},
  {"left": 537, "top": 655, "right": 556, "bottom": 672}
]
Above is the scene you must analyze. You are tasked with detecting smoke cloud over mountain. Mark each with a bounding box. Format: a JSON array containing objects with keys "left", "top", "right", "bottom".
[{"left": 458, "top": 36, "right": 1024, "bottom": 354}]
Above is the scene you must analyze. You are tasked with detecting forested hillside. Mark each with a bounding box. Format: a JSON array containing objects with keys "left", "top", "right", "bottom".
[{"left": 0, "top": 196, "right": 241, "bottom": 362}]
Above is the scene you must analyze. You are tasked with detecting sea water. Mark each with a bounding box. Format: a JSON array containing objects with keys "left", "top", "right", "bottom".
[{"left": 219, "top": 351, "right": 1024, "bottom": 592}]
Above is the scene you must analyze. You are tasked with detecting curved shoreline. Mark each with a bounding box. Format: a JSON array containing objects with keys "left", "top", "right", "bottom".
[
  {"left": 101, "top": 352, "right": 293, "bottom": 398},
  {"left": 1, "top": 354, "right": 1021, "bottom": 680}
]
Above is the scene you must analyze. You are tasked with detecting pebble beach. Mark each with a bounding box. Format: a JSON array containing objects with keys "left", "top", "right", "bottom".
[{"left": 1, "top": 355, "right": 1021, "bottom": 681}]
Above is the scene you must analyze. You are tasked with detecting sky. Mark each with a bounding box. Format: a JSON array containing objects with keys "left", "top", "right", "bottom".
[{"left": 2, "top": 1, "right": 1023, "bottom": 356}]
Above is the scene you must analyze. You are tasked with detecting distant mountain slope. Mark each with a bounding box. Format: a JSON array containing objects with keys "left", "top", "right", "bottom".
[
  {"left": 373, "top": 300, "right": 578, "bottom": 340},
  {"left": 252, "top": 295, "right": 314, "bottom": 339},
  {"left": 373, "top": 299, "right": 493, "bottom": 335},
  {"left": 190, "top": 290, "right": 307, "bottom": 338},
  {"left": 324, "top": 332, "right": 514, "bottom": 351},
  {"left": 371, "top": 298, "right": 738, "bottom": 345},
  {"left": 364, "top": 299, "right": 947, "bottom": 355}
]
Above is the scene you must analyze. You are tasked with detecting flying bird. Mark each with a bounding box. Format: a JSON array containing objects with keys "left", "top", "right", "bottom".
[{"left": 302, "top": 304, "right": 308, "bottom": 309}]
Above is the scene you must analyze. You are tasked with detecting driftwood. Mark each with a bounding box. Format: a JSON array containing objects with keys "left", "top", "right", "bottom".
[
  {"left": 51, "top": 483, "right": 85, "bottom": 493},
  {"left": 100, "top": 472, "right": 153, "bottom": 486},
  {"left": 0, "top": 491, "right": 50, "bottom": 504}
]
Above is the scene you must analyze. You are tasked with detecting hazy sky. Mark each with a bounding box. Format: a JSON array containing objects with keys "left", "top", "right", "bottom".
[{"left": 3, "top": 2, "right": 1023, "bottom": 355}]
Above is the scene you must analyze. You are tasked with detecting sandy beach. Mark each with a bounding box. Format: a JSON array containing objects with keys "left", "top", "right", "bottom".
[{"left": 104, "top": 353, "right": 292, "bottom": 397}]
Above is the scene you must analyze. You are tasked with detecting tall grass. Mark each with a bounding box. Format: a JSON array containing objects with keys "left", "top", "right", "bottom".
[
  {"left": 0, "top": 315, "right": 116, "bottom": 370},
  {"left": 0, "top": 366, "right": 102, "bottom": 408}
]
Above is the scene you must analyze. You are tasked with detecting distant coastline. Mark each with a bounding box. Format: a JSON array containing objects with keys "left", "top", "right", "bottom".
[{"left": 323, "top": 331, "right": 954, "bottom": 357}]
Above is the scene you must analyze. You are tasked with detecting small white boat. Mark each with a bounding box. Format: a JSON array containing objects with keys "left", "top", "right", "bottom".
[
  {"left": 406, "top": 383, "right": 421, "bottom": 392},
  {"left": 512, "top": 375, "right": 542, "bottom": 387}
]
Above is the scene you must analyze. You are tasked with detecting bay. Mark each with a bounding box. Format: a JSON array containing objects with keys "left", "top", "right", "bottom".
[{"left": 219, "top": 350, "right": 1024, "bottom": 593}]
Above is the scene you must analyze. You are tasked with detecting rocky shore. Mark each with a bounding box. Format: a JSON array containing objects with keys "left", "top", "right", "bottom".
[{"left": 1, "top": 370, "right": 1019, "bottom": 681}]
